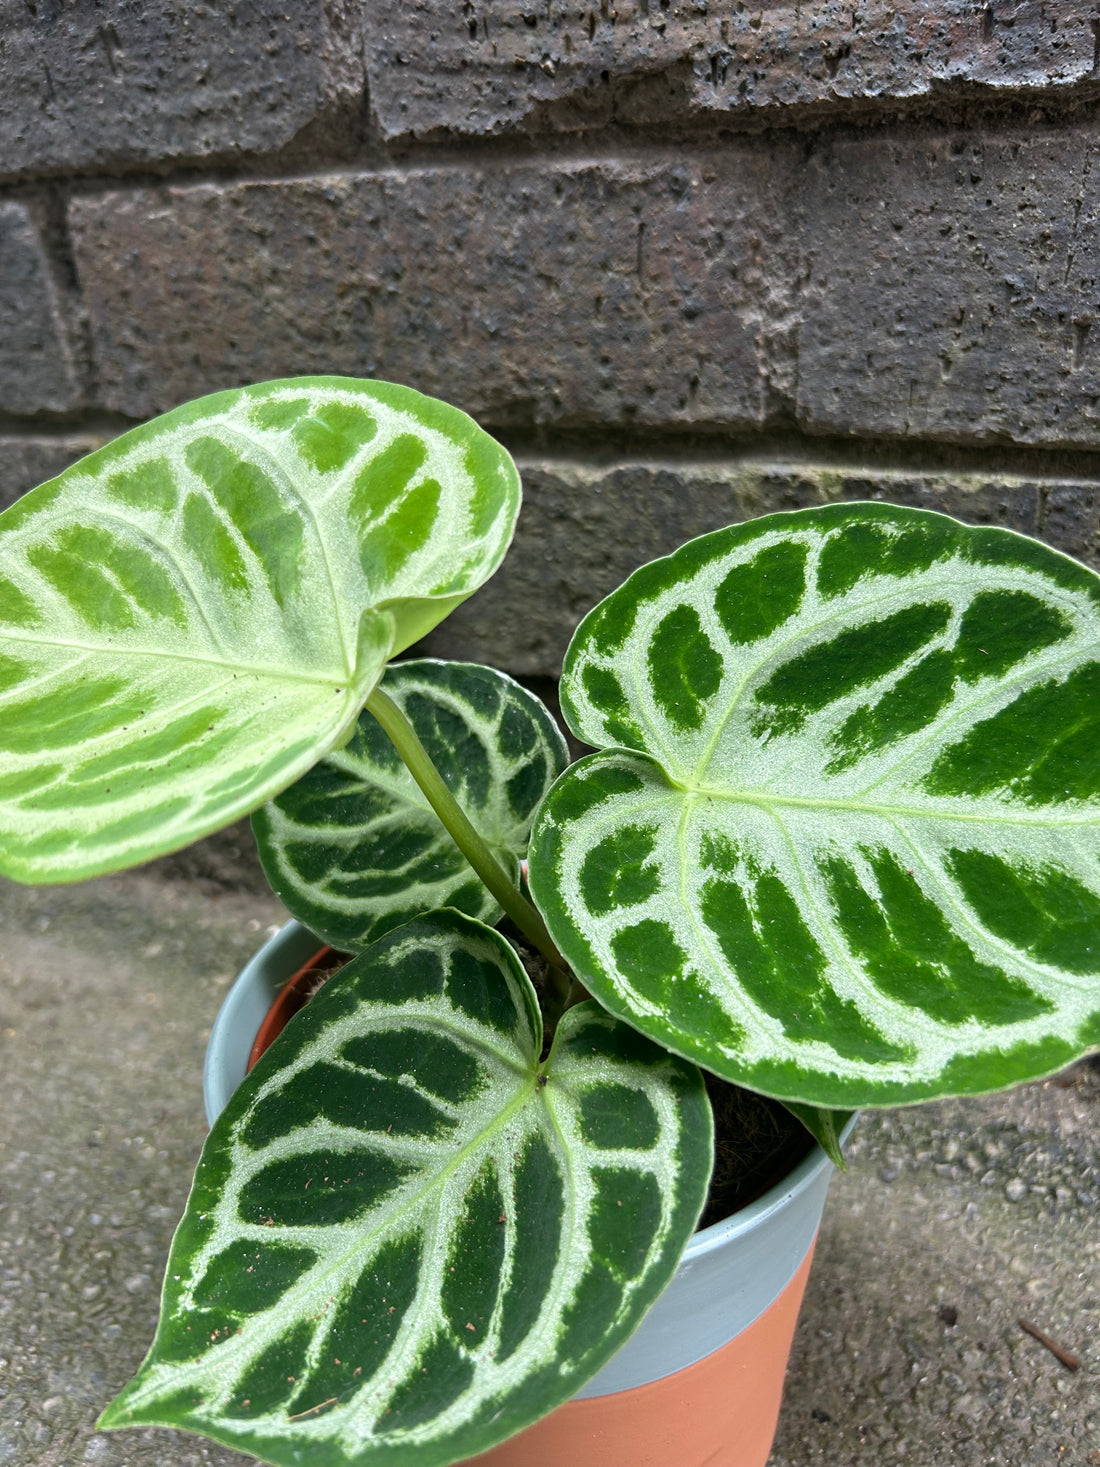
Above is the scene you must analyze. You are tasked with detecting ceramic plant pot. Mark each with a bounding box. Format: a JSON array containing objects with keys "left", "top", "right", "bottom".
[
  {"left": 204, "top": 921, "right": 851, "bottom": 1467},
  {"left": 203, "top": 920, "right": 329, "bottom": 1123}
]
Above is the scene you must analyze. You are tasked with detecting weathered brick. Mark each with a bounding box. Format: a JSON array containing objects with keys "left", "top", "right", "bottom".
[
  {"left": 0, "top": 435, "right": 105, "bottom": 513},
  {"left": 797, "top": 129, "right": 1100, "bottom": 449},
  {"left": 1040, "top": 484, "right": 1100, "bottom": 570},
  {"left": 0, "top": 202, "right": 82, "bottom": 413},
  {"left": 72, "top": 131, "right": 1100, "bottom": 453},
  {"left": 366, "top": 1, "right": 1099, "bottom": 140},
  {"left": 0, "top": 0, "right": 365, "bottom": 180},
  {"left": 420, "top": 460, "right": 1047, "bottom": 675},
  {"left": 69, "top": 155, "right": 790, "bottom": 424}
]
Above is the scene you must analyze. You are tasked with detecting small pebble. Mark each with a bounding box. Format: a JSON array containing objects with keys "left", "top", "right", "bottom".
[{"left": 1004, "top": 1177, "right": 1028, "bottom": 1202}]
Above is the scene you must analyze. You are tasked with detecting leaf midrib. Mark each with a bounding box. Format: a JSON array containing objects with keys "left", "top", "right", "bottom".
[
  {"left": 136, "top": 1065, "right": 543, "bottom": 1412},
  {"left": 0, "top": 629, "right": 349, "bottom": 688},
  {"left": 633, "top": 560, "right": 1088, "bottom": 789},
  {"left": 673, "top": 782, "right": 1100, "bottom": 827}
]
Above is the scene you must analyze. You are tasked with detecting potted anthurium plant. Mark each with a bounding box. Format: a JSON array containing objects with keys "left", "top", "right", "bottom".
[{"left": 1, "top": 377, "right": 1098, "bottom": 1467}]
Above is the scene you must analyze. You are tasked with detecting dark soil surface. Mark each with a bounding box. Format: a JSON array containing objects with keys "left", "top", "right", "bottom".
[{"left": 699, "top": 1073, "right": 815, "bottom": 1228}]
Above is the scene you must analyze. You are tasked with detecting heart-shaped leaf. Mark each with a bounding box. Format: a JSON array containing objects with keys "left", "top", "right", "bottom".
[
  {"left": 0, "top": 379, "right": 519, "bottom": 883},
  {"left": 100, "top": 911, "right": 710, "bottom": 1467},
  {"left": 528, "top": 504, "right": 1100, "bottom": 1108},
  {"left": 252, "top": 660, "right": 568, "bottom": 949}
]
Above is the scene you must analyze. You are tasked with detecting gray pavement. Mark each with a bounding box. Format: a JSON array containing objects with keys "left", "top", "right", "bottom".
[{"left": 1, "top": 856, "right": 1096, "bottom": 1467}]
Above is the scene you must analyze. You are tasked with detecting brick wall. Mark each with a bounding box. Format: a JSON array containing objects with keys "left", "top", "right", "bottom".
[{"left": 3, "top": 0, "right": 1100, "bottom": 674}]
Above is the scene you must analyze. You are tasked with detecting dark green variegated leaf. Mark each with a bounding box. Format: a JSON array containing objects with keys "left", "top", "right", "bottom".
[
  {"left": 101, "top": 911, "right": 711, "bottom": 1467},
  {"left": 252, "top": 660, "right": 568, "bottom": 949},
  {"left": 782, "top": 1103, "right": 853, "bottom": 1168},
  {"left": 0, "top": 379, "right": 519, "bottom": 883},
  {"left": 528, "top": 504, "right": 1100, "bottom": 1108}
]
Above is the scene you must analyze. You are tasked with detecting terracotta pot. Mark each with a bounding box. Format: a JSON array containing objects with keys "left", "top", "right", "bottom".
[
  {"left": 203, "top": 920, "right": 329, "bottom": 1122},
  {"left": 246, "top": 942, "right": 333, "bottom": 1069},
  {"left": 205, "top": 921, "right": 852, "bottom": 1467},
  {"left": 466, "top": 1249, "right": 816, "bottom": 1467}
]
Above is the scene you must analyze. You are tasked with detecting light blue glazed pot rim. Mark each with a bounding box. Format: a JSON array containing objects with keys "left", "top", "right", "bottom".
[
  {"left": 203, "top": 919, "right": 324, "bottom": 1126},
  {"left": 685, "top": 1109, "right": 857, "bottom": 1259}
]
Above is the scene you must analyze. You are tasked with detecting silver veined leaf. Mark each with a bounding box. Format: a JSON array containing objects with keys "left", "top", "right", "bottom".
[
  {"left": 252, "top": 659, "right": 568, "bottom": 949},
  {"left": 0, "top": 379, "right": 519, "bottom": 883},
  {"left": 528, "top": 503, "right": 1100, "bottom": 1108},
  {"left": 99, "top": 911, "right": 711, "bottom": 1467}
]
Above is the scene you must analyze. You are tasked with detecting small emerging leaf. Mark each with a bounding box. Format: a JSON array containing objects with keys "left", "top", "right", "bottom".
[
  {"left": 101, "top": 911, "right": 711, "bottom": 1467},
  {"left": 529, "top": 504, "right": 1100, "bottom": 1108},
  {"left": 781, "top": 1104, "right": 853, "bottom": 1169},
  {"left": 0, "top": 380, "right": 519, "bottom": 882}
]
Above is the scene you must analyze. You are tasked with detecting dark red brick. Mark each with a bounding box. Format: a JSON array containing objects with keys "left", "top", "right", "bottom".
[
  {"left": 0, "top": 1, "right": 364, "bottom": 180},
  {"left": 0, "top": 202, "right": 82, "bottom": 412},
  {"left": 367, "top": 1, "right": 1099, "bottom": 140},
  {"left": 797, "top": 130, "right": 1100, "bottom": 449},
  {"left": 1040, "top": 484, "right": 1100, "bottom": 571},
  {"left": 69, "top": 156, "right": 791, "bottom": 425}
]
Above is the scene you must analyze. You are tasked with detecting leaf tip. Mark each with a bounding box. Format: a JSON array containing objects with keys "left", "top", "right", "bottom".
[{"left": 95, "top": 1393, "right": 130, "bottom": 1432}]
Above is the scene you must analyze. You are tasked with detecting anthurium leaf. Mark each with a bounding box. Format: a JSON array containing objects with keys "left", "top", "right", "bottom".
[
  {"left": 528, "top": 504, "right": 1100, "bottom": 1108},
  {"left": 100, "top": 910, "right": 711, "bottom": 1467},
  {"left": 251, "top": 659, "right": 568, "bottom": 949},
  {"left": 0, "top": 379, "right": 519, "bottom": 883}
]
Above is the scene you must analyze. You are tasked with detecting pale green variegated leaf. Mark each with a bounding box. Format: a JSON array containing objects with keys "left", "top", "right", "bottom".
[
  {"left": 0, "top": 379, "right": 519, "bottom": 883},
  {"left": 100, "top": 911, "right": 711, "bottom": 1467},
  {"left": 528, "top": 504, "right": 1100, "bottom": 1108},
  {"left": 252, "top": 660, "right": 568, "bottom": 949}
]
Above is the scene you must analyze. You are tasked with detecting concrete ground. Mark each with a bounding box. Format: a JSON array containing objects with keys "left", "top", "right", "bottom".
[{"left": 1, "top": 844, "right": 1097, "bottom": 1467}]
